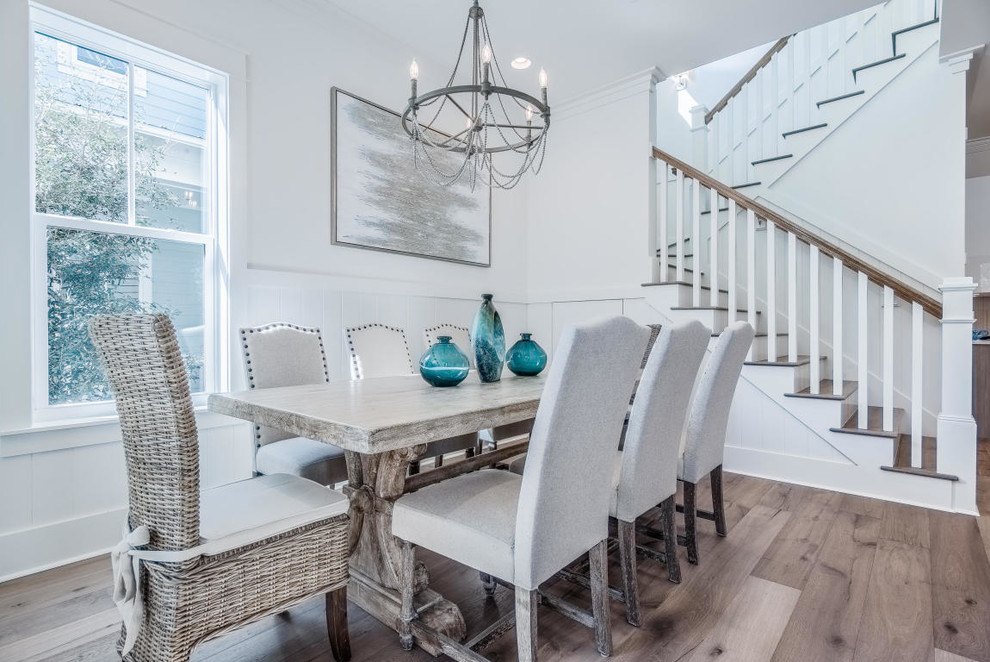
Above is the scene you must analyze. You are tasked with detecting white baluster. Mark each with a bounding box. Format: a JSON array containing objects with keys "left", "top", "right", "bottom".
[
  {"left": 676, "top": 170, "right": 685, "bottom": 282},
  {"left": 911, "top": 301, "right": 923, "bottom": 466},
  {"left": 658, "top": 161, "right": 668, "bottom": 281},
  {"left": 766, "top": 220, "right": 777, "bottom": 361},
  {"left": 883, "top": 286, "right": 894, "bottom": 432},
  {"left": 788, "top": 232, "right": 798, "bottom": 362},
  {"left": 810, "top": 245, "right": 820, "bottom": 394},
  {"left": 728, "top": 199, "right": 737, "bottom": 318},
  {"left": 710, "top": 187, "right": 719, "bottom": 306},
  {"left": 747, "top": 210, "right": 757, "bottom": 358},
  {"left": 832, "top": 257, "right": 843, "bottom": 395},
  {"left": 692, "top": 179, "right": 702, "bottom": 306},
  {"left": 857, "top": 272, "right": 868, "bottom": 429}
]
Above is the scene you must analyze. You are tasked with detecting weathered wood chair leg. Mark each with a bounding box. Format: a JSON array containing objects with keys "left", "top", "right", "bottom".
[
  {"left": 589, "top": 539, "right": 613, "bottom": 656},
  {"left": 399, "top": 540, "right": 416, "bottom": 651},
  {"left": 515, "top": 586, "right": 539, "bottom": 662},
  {"left": 711, "top": 465, "right": 727, "bottom": 537},
  {"left": 683, "top": 481, "right": 699, "bottom": 565},
  {"left": 434, "top": 454, "right": 444, "bottom": 468},
  {"left": 326, "top": 587, "right": 351, "bottom": 662},
  {"left": 480, "top": 572, "right": 498, "bottom": 596},
  {"left": 465, "top": 447, "right": 476, "bottom": 459},
  {"left": 617, "top": 519, "right": 640, "bottom": 627},
  {"left": 660, "top": 496, "right": 681, "bottom": 583},
  {"left": 408, "top": 460, "right": 421, "bottom": 476}
]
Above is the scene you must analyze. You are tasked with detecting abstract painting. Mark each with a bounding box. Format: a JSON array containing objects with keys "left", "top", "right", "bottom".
[{"left": 331, "top": 88, "right": 491, "bottom": 266}]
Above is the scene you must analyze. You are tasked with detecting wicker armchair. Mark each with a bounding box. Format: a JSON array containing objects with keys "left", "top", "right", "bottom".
[{"left": 90, "top": 314, "right": 351, "bottom": 662}]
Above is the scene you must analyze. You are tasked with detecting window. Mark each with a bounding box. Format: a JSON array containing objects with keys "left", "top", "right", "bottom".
[{"left": 30, "top": 6, "right": 228, "bottom": 418}]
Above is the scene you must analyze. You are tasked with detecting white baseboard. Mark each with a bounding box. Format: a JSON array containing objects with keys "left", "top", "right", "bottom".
[{"left": 0, "top": 507, "right": 123, "bottom": 582}]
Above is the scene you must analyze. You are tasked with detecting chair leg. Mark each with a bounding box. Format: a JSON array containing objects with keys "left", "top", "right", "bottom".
[
  {"left": 683, "top": 480, "right": 699, "bottom": 565},
  {"left": 660, "top": 496, "right": 681, "bottom": 584},
  {"left": 589, "top": 539, "right": 613, "bottom": 657},
  {"left": 711, "top": 465, "right": 727, "bottom": 537},
  {"left": 480, "top": 572, "right": 498, "bottom": 596},
  {"left": 434, "top": 454, "right": 444, "bottom": 468},
  {"left": 465, "top": 447, "right": 476, "bottom": 459},
  {"left": 326, "top": 587, "right": 351, "bottom": 662},
  {"left": 408, "top": 460, "right": 420, "bottom": 476},
  {"left": 617, "top": 519, "right": 640, "bottom": 627},
  {"left": 399, "top": 540, "right": 416, "bottom": 651},
  {"left": 515, "top": 586, "right": 539, "bottom": 662}
]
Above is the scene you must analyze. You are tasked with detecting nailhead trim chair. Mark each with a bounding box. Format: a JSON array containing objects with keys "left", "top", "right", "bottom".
[
  {"left": 391, "top": 316, "right": 649, "bottom": 661},
  {"left": 240, "top": 323, "right": 348, "bottom": 486},
  {"left": 346, "top": 323, "right": 478, "bottom": 472},
  {"left": 677, "top": 320, "right": 755, "bottom": 564},
  {"left": 90, "top": 314, "right": 351, "bottom": 662}
]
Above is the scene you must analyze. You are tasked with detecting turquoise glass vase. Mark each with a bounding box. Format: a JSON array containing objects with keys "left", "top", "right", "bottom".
[
  {"left": 470, "top": 293, "right": 506, "bottom": 383},
  {"left": 506, "top": 333, "right": 547, "bottom": 376},
  {"left": 419, "top": 336, "right": 470, "bottom": 387}
]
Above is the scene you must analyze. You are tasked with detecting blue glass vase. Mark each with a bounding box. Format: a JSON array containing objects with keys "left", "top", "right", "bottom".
[
  {"left": 506, "top": 333, "right": 547, "bottom": 376},
  {"left": 419, "top": 336, "right": 470, "bottom": 387},
  {"left": 470, "top": 293, "right": 506, "bottom": 383}
]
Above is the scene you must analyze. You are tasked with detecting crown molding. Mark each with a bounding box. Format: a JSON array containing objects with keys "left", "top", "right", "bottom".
[{"left": 552, "top": 67, "right": 665, "bottom": 121}]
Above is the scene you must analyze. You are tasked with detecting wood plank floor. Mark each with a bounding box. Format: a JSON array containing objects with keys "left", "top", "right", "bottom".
[{"left": 2, "top": 443, "right": 989, "bottom": 662}]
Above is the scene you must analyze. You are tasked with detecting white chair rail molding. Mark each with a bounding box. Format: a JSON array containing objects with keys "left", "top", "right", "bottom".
[{"left": 1, "top": 0, "right": 988, "bottom": 660}]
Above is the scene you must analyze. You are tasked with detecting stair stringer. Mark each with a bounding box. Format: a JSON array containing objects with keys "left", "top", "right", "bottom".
[{"left": 640, "top": 291, "right": 958, "bottom": 511}]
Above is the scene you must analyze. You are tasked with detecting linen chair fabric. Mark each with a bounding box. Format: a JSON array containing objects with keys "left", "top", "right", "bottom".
[
  {"left": 678, "top": 320, "right": 755, "bottom": 565},
  {"left": 240, "top": 323, "right": 348, "bottom": 486},
  {"left": 347, "top": 322, "right": 477, "bottom": 470},
  {"left": 90, "top": 314, "right": 351, "bottom": 662},
  {"left": 392, "top": 315, "right": 648, "bottom": 660}
]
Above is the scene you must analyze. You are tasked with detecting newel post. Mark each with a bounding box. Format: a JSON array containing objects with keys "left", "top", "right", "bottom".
[{"left": 937, "top": 277, "right": 978, "bottom": 514}]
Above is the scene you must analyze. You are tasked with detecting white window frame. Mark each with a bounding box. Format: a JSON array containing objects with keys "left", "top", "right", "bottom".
[{"left": 29, "top": 5, "right": 229, "bottom": 422}]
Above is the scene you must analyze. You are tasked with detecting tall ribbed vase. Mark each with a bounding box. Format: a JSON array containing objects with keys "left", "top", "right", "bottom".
[{"left": 470, "top": 293, "right": 506, "bottom": 383}]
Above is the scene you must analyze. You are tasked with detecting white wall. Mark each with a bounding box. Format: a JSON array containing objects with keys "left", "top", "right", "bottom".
[
  {"left": 967, "top": 175, "right": 990, "bottom": 288},
  {"left": 0, "top": 0, "right": 530, "bottom": 580}
]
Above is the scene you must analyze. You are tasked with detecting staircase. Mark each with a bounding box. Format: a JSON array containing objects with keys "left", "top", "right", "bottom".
[
  {"left": 702, "top": 0, "right": 941, "bottom": 194},
  {"left": 642, "top": 147, "right": 978, "bottom": 514}
]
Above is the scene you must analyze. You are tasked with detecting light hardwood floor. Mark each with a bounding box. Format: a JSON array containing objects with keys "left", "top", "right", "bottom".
[{"left": 3, "top": 444, "right": 989, "bottom": 662}]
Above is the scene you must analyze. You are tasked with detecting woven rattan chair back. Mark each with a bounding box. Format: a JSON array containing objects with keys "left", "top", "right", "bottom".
[{"left": 89, "top": 313, "right": 200, "bottom": 552}]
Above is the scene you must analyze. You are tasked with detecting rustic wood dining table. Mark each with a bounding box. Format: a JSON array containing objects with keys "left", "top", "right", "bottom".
[{"left": 208, "top": 372, "right": 546, "bottom": 655}]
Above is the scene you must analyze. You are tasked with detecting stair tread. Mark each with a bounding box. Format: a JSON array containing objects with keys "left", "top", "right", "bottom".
[
  {"left": 891, "top": 17, "right": 939, "bottom": 39},
  {"left": 785, "top": 379, "right": 857, "bottom": 401},
  {"left": 880, "top": 464, "right": 959, "bottom": 481},
  {"left": 752, "top": 154, "right": 793, "bottom": 166},
  {"left": 817, "top": 90, "right": 865, "bottom": 108},
  {"left": 883, "top": 433, "right": 957, "bottom": 481},
  {"left": 670, "top": 305, "right": 759, "bottom": 314},
  {"left": 700, "top": 207, "right": 730, "bottom": 216},
  {"left": 744, "top": 355, "right": 820, "bottom": 367},
  {"left": 852, "top": 53, "right": 906, "bottom": 80},
  {"left": 731, "top": 181, "right": 761, "bottom": 189},
  {"left": 782, "top": 123, "right": 827, "bottom": 138},
  {"left": 640, "top": 280, "right": 730, "bottom": 294},
  {"left": 829, "top": 406, "right": 904, "bottom": 439}
]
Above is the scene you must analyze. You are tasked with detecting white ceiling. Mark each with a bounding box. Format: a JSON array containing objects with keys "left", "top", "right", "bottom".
[{"left": 321, "top": 0, "right": 880, "bottom": 102}]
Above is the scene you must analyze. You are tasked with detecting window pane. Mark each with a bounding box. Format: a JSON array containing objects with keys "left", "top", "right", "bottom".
[
  {"left": 134, "top": 68, "right": 208, "bottom": 233},
  {"left": 34, "top": 33, "right": 129, "bottom": 223},
  {"left": 47, "top": 227, "right": 206, "bottom": 404}
]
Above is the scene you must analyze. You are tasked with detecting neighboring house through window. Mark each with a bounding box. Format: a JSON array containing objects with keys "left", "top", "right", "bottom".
[{"left": 30, "top": 5, "right": 228, "bottom": 419}]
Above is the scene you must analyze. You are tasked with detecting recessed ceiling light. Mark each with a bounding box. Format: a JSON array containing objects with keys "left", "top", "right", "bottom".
[{"left": 511, "top": 57, "right": 532, "bottom": 70}]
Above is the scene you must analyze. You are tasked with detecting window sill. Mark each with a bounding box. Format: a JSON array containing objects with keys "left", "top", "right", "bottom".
[{"left": 0, "top": 408, "right": 246, "bottom": 458}]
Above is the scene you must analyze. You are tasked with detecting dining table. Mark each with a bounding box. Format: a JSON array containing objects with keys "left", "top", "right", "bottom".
[{"left": 208, "top": 372, "right": 546, "bottom": 655}]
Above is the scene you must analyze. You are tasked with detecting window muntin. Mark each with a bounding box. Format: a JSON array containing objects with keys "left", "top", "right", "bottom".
[{"left": 30, "top": 7, "right": 226, "bottom": 416}]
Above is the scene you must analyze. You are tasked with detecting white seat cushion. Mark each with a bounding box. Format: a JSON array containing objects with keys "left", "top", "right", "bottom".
[
  {"left": 256, "top": 437, "right": 349, "bottom": 486},
  {"left": 199, "top": 473, "right": 349, "bottom": 554},
  {"left": 392, "top": 469, "right": 521, "bottom": 583}
]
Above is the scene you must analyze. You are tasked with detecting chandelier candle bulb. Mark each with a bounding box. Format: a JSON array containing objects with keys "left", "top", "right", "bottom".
[
  {"left": 409, "top": 59, "right": 418, "bottom": 99},
  {"left": 539, "top": 68, "right": 548, "bottom": 105}
]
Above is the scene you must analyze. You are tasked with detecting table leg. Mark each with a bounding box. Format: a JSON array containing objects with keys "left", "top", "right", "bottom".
[{"left": 344, "top": 445, "right": 467, "bottom": 655}]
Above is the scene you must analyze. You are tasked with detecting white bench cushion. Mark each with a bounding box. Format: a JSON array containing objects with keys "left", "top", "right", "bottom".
[
  {"left": 256, "top": 437, "right": 349, "bottom": 486},
  {"left": 392, "top": 469, "right": 521, "bottom": 583},
  {"left": 199, "top": 474, "right": 349, "bottom": 554}
]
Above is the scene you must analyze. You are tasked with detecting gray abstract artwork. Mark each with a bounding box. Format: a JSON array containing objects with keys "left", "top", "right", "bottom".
[{"left": 332, "top": 89, "right": 490, "bottom": 266}]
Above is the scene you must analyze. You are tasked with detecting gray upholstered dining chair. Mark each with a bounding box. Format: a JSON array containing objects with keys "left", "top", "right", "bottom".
[
  {"left": 391, "top": 316, "right": 649, "bottom": 661},
  {"left": 90, "top": 314, "right": 351, "bottom": 662},
  {"left": 677, "top": 320, "right": 755, "bottom": 564},
  {"left": 610, "top": 320, "right": 709, "bottom": 625},
  {"left": 240, "top": 323, "right": 349, "bottom": 486},
  {"left": 346, "top": 323, "right": 478, "bottom": 472}
]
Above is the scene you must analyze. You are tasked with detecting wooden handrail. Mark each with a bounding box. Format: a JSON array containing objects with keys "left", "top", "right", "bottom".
[
  {"left": 704, "top": 36, "right": 791, "bottom": 125},
  {"left": 651, "top": 147, "right": 942, "bottom": 317}
]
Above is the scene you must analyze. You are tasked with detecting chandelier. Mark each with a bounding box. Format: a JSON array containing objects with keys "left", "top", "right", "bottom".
[{"left": 401, "top": 0, "right": 549, "bottom": 190}]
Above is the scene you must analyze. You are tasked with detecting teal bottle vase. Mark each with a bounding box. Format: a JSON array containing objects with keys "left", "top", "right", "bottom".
[
  {"left": 419, "top": 336, "right": 470, "bottom": 387},
  {"left": 506, "top": 333, "right": 547, "bottom": 376},
  {"left": 470, "top": 293, "right": 506, "bottom": 383}
]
